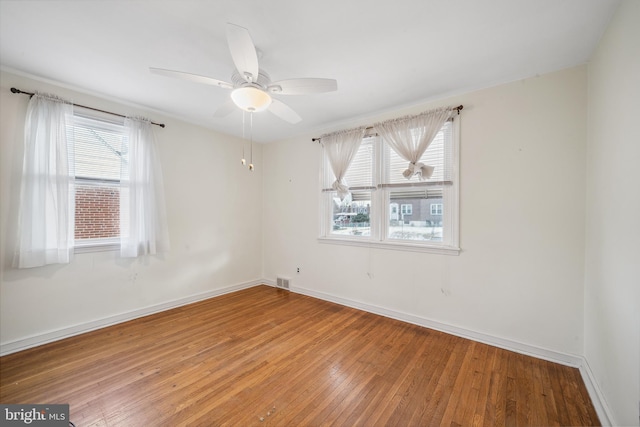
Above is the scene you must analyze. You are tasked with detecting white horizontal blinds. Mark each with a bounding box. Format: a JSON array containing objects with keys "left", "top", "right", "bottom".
[
  {"left": 343, "top": 137, "right": 374, "bottom": 201},
  {"left": 350, "top": 190, "right": 372, "bottom": 202},
  {"left": 323, "top": 138, "right": 374, "bottom": 187},
  {"left": 390, "top": 187, "right": 443, "bottom": 199},
  {"left": 342, "top": 137, "right": 374, "bottom": 189},
  {"left": 441, "top": 120, "right": 453, "bottom": 182},
  {"left": 72, "top": 115, "right": 125, "bottom": 182}
]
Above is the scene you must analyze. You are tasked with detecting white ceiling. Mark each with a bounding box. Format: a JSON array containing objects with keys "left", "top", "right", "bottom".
[{"left": 0, "top": 0, "right": 619, "bottom": 143}]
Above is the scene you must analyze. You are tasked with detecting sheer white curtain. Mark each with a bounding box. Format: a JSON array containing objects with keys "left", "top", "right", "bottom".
[
  {"left": 14, "top": 94, "right": 75, "bottom": 268},
  {"left": 323, "top": 127, "right": 366, "bottom": 200},
  {"left": 120, "top": 117, "right": 170, "bottom": 258},
  {"left": 374, "top": 107, "right": 453, "bottom": 180}
]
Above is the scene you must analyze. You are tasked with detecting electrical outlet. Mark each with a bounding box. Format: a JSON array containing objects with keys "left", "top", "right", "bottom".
[{"left": 296, "top": 267, "right": 300, "bottom": 273}]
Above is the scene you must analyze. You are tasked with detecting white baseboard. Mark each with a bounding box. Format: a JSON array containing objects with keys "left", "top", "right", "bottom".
[
  {"left": 579, "top": 358, "right": 616, "bottom": 426},
  {"left": 0, "top": 279, "right": 262, "bottom": 356},
  {"left": 291, "top": 285, "right": 582, "bottom": 366},
  {"left": 289, "top": 284, "right": 617, "bottom": 425}
]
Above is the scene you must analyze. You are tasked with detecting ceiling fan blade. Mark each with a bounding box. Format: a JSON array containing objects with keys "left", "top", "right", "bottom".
[
  {"left": 268, "top": 99, "right": 302, "bottom": 124},
  {"left": 268, "top": 78, "right": 338, "bottom": 95},
  {"left": 226, "top": 23, "right": 259, "bottom": 83},
  {"left": 150, "top": 68, "right": 233, "bottom": 89},
  {"left": 213, "top": 100, "right": 237, "bottom": 118}
]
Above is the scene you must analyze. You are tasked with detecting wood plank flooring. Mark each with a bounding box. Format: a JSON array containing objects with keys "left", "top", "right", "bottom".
[{"left": 0, "top": 285, "right": 600, "bottom": 426}]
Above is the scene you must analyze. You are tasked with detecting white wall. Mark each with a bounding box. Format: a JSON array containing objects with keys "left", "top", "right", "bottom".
[
  {"left": 585, "top": 1, "right": 640, "bottom": 425},
  {"left": 263, "top": 66, "right": 587, "bottom": 357},
  {"left": 0, "top": 71, "right": 263, "bottom": 351}
]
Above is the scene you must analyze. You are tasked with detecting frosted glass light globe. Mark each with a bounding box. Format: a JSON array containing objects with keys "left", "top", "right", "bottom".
[{"left": 230, "top": 87, "right": 272, "bottom": 112}]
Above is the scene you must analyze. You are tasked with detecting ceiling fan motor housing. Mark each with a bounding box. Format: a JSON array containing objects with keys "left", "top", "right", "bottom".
[{"left": 231, "top": 69, "right": 271, "bottom": 90}]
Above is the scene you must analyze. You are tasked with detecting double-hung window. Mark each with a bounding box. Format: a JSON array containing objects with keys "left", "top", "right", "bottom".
[
  {"left": 320, "top": 116, "right": 460, "bottom": 254},
  {"left": 72, "top": 113, "right": 125, "bottom": 250},
  {"left": 14, "top": 92, "right": 169, "bottom": 268}
]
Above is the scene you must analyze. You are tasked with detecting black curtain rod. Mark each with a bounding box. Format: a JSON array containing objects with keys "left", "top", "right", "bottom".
[
  {"left": 312, "top": 105, "right": 463, "bottom": 142},
  {"left": 10, "top": 87, "right": 166, "bottom": 128}
]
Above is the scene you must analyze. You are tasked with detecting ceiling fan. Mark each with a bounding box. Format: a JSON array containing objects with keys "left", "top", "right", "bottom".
[{"left": 150, "top": 23, "right": 338, "bottom": 124}]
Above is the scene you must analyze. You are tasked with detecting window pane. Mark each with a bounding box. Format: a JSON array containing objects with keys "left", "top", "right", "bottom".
[
  {"left": 330, "top": 190, "right": 371, "bottom": 237},
  {"left": 388, "top": 188, "right": 443, "bottom": 241}
]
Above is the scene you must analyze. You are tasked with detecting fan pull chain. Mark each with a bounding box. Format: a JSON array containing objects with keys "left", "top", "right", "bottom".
[
  {"left": 241, "top": 111, "right": 246, "bottom": 165},
  {"left": 249, "top": 112, "right": 254, "bottom": 171}
]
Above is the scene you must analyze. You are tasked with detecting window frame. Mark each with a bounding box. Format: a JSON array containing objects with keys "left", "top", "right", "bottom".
[{"left": 319, "top": 118, "right": 460, "bottom": 255}]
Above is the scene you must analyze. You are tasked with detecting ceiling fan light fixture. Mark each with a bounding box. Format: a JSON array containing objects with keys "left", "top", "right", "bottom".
[{"left": 231, "top": 86, "right": 272, "bottom": 112}]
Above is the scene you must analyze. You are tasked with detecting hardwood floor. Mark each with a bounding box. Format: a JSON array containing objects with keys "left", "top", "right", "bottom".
[{"left": 1, "top": 285, "right": 599, "bottom": 426}]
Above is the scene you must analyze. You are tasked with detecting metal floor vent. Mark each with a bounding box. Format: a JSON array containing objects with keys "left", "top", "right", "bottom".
[{"left": 276, "top": 277, "right": 290, "bottom": 290}]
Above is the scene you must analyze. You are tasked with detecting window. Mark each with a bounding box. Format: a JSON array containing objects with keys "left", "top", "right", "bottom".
[
  {"left": 15, "top": 92, "right": 168, "bottom": 267},
  {"left": 320, "top": 119, "right": 460, "bottom": 254},
  {"left": 72, "top": 113, "right": 125, "bottom": 249}
]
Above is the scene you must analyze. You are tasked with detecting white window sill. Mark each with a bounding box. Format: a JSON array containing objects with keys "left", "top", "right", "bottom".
[
  {"left": 318, "top": 236, "right": 460, "bottom": 255},
  {"left": 74, "top": 239, "right": 120, "bottom": 254}
]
